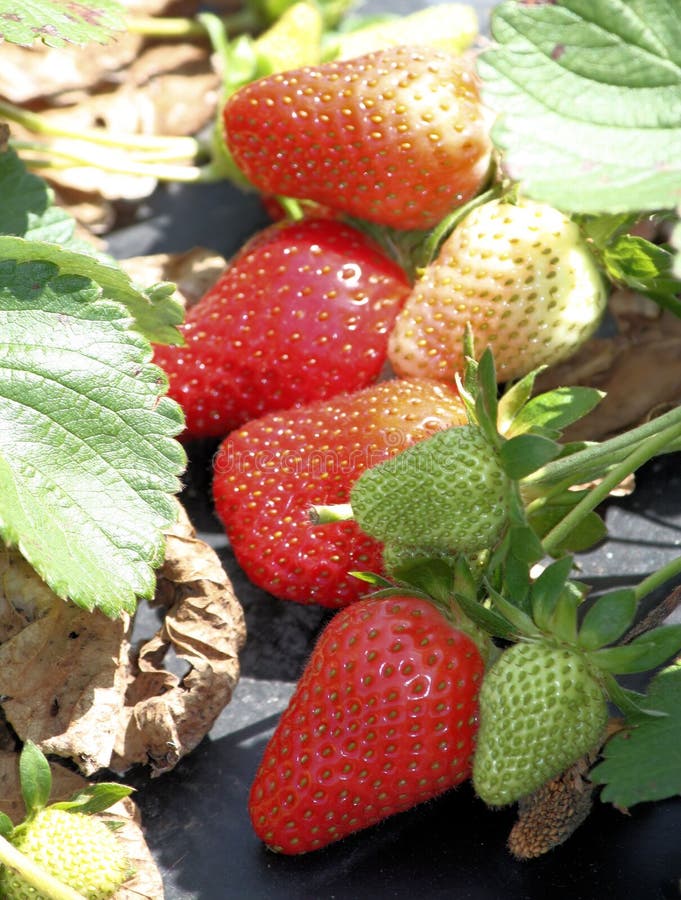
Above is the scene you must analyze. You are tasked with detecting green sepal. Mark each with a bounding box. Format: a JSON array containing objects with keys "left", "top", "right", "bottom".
[
  {"left": 547, "top": 581, "right": 583, "bottom": 646},
  {"left": 486, "top": 581, "right": 540, "bottom": 637},
  {"left": 474, "top": 348, "right": 501, "bottom": 449},
  {"left": 386, "top": 557, "right": 455, "bottom": 605},
  {"left": 505, "top": 386, "right": 604, "bottom": 441},
  {"left": 508, "top": 522, "right": 544, "bottom": 565},
  {"left": 500, "top": 433, "right": 561, "bottom": 480},
  {"left": 600, "top": 672, "right": 668, "bottom": 722},
  {"left": 50, "top": 783, "right": 133, "bottom": 816},
  {"left": 19, "top": 742, "right": 52, "bottom": 819},
  {"left": 349, "top": 570, "right": 395, "bottom": 589},
  {"left": 502, "top": 551, "right": 532, "bottom": 615},
  {"left": 578, "top": 588, "right": 638, "bottom": 651},
  {"left": 453, "top": 591, "right": 518, "bottom": 640},
  {"left": 593, "top": 624, "right": 681, "bottom": 675},
  {"left": 497, "top": 368, "right": 542, "bottom": 435},
  {"left": 530, "top": 555, "right": 574, "bottom": 633},
  {"left": 602, "top": 234, "right": 681, "bottom": 317},
  {"left": 0, "top": 812, "right": 13, "bottom": 838}
]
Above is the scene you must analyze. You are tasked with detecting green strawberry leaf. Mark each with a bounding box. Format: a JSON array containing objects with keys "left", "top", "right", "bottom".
[
  {"left": 0, "top": 150, "right": 183, "bottom": 345},
  {"left": 496, "top": 369, "right": 540, "bottom": 434},
  {"left": 0, "top": 0, "right": 125, "bottom": 47},
  {"left": 500, "top": 433, "right": 560, "bottom": 480},
  {"left": 592, "top": 660, "right": 681, "bottom": 806},
  {"left": 0, "top": 259, "right": 186, "bottom": 617},
  {"left": 478, "top": 0, "right": 681, "bottom": 214},
  {"left": 0, "top": 812, "right": 13, "bottom": 838},
  {"left": 602, "top": 235, "right": 681, "bottom": 316},
  {"left": 527, "top": 494, "right": 607, "bottom": 554},
  {"left": 593, "top": 624, "right": 681, "bottom": 675},
  {"left": 530, "top": 555, "right": 574, "bottom": 632},
  {"left": 578, "top": 588, "right": 638, "bottom": 651},
  {"left": 51, "top": 784, "right": 133, "bottom": 816},
  {"left": 19, "top": 742, "right": 52, "bottom": 818},
  {"left": 0, "top": 236, "right": 183, "bottom": 347},
  {"left": 505, "top": 386, "right": 604, "bottom": 441}
]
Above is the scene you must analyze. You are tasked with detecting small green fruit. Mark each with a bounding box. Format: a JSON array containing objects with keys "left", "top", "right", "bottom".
[
  {"left": 350, "top": 425, "right": 510, "bottom": 555},
  {"left": 473, "top": 641, "right": 608, "bottom": 806},
  {"left": 0, "top": 808, "right": 131, "bottom": 900}
]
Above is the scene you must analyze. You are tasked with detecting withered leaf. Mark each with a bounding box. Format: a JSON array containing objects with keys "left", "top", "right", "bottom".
[
  {"left": 535, "top": 299, "right": 681, "bottom": 442},
  {"left": 0, "top": 501, "right": 245, "bottom": 779},
  {"left": 0, "top": 548, "right": 130, "bottom": 776},
  {"left": 111, "top": 503, "right": 246, "bottom": 775},
  {"left": 0, "top": 751, "right": 164, "bottom": 899},
  {"left": 0, "top": 34, "right": 144, "bottom": 105},
  {"left": 117, "top": 247, "right": 227, "bottom": 309}
]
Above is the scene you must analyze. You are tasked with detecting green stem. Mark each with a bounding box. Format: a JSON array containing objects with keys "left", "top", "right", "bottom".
[
  {"left": 525, "top": 404, "right": 681, "bottom": 490},
  {"left": 0, "top": 100, "right": 202, "bottom": 156},
  {"left": 125, "top": 9, "right": 259, "bottom": 38},
  {"left": 309, "top": 503, "right": 354, "bottom": 524},
  {"left": 0, "top": 834, "right": 86, "bottom": 900},
  {"left": 542, "top": 419, "right": 681, "bottom": 556},
  {"left": 633, "top": 554, "right": 681, "bottom": 605},
  {"left": 13, "top": 141, "right": 220, "bottom": 183}
]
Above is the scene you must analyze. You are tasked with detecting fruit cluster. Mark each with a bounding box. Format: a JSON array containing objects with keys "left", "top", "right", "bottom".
[{"left": 149, "top": 26, "right": 681, "bottom": 861}]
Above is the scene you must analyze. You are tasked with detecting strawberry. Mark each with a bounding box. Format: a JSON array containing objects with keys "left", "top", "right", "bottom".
[
  {"left": 388, "top": 197, "right": 607, "bottom": 383},
  {"left": 222, "top": 45, "right": 493, "bottom": 230},
  {"left": 152, "top": 217, "right": 410, "bottom": 440},
  {"left": 0, "top": 808, "right": 131, "bottom": 899},
  {"left": 349, "top": 423, "right": 511, "bottom": 555},
  {"left": 211, "top": 378, "right": 468, "bottom": 607},
  {"left": 249, "top": 594, "right": 485, "bottom": 853},
  {"left": 472, "top": 641, "right": 608, "bottom": 807}
]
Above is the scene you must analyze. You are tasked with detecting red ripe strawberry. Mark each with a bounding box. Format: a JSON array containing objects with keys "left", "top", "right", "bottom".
[
  {"left": 223, "top": 45, "right": 492, "bottom": 231},
  {"left": 249, "top": 594, "right": 484, "bottom": 854},
  {"left": 212, "top": 378, "right": 467, "bottom": 607},
  {"left": 153, "top": 217, "right": 410, "bottom": 440}
]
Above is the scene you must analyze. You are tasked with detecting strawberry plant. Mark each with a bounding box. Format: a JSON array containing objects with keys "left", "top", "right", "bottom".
[{"left": 0, "top": 742, "right": 133, "bottom": 899}]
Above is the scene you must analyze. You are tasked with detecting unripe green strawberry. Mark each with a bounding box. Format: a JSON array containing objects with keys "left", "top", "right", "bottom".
[
  {"left": 0, "top": 808, "right": 131, "bottom": 899},
  {"left": 350, "top": 424, "right": 510, "bottom": 554},
  {"left": 388, "top": 197, "right": 607, "bottom": 383},
  {"left": 473, "top": 642, "right": 609, "bottom": 807}
]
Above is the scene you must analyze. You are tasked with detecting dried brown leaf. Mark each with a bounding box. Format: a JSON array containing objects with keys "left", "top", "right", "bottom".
[
  {"left": 117, "top": 247, "right": 227, "bottom": 309},
  {"left": 535, "top": 305, "right": 681, "bottom": 441},
  {"left": 0, "top": 36, "right": 144, "bottom": 105},
  {"left": 0, "top": 502, "right": 245, "bottom": 779},
  {"left": 111, "top": 503, "right": 246, "bottom": 775},
  {"left": 0, "top": 752, "right": 164, "bottom": 899},
  {"left": 0, "top": 549, "right": 130, "bottom": 776}
]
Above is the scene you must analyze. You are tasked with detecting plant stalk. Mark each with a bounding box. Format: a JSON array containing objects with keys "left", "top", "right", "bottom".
[
  {"left": 0, "top": 100, "right": 201, "bottom": 156},
  {"left": 633, "top": 554, "right": 681, "bottom": 605},
  {"left": 541, "top": 419, "right": 681, "bottom": 556},
  {"left": 525, "top": 403, "right": 681, "bottom": 490},
  {"left": 0, "top": 834, "right": 86, "bottom": 900}
]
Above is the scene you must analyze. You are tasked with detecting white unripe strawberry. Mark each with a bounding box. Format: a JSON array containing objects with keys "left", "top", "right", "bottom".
[{"left": 388, "top": 197, "right": 607, "bottom": 383}]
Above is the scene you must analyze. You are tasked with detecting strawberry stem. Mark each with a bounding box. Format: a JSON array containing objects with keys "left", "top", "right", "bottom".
[
  {"left": 309, "top": 503, "right": 354, "bottom": 524},
  {"left": 632, "top": 554, "right": 681, "bottom": 605},
  {"left": 126, "top": 10, "right": 259, "bottom": 38},
  {"left": 524, "top": 403, "right": 681, "bottom": 491},
  {"left": 0, "top": 834, "right": 86, "bottom": 900},
  {"left": 12, "top": 141, "right": 219, "bottom": 183},
  {"left": 0, "top": 100, "right": 205, "bottom": 157},
  {"left": 541, "top": 418, "right": 681, "bottom": 556}
]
